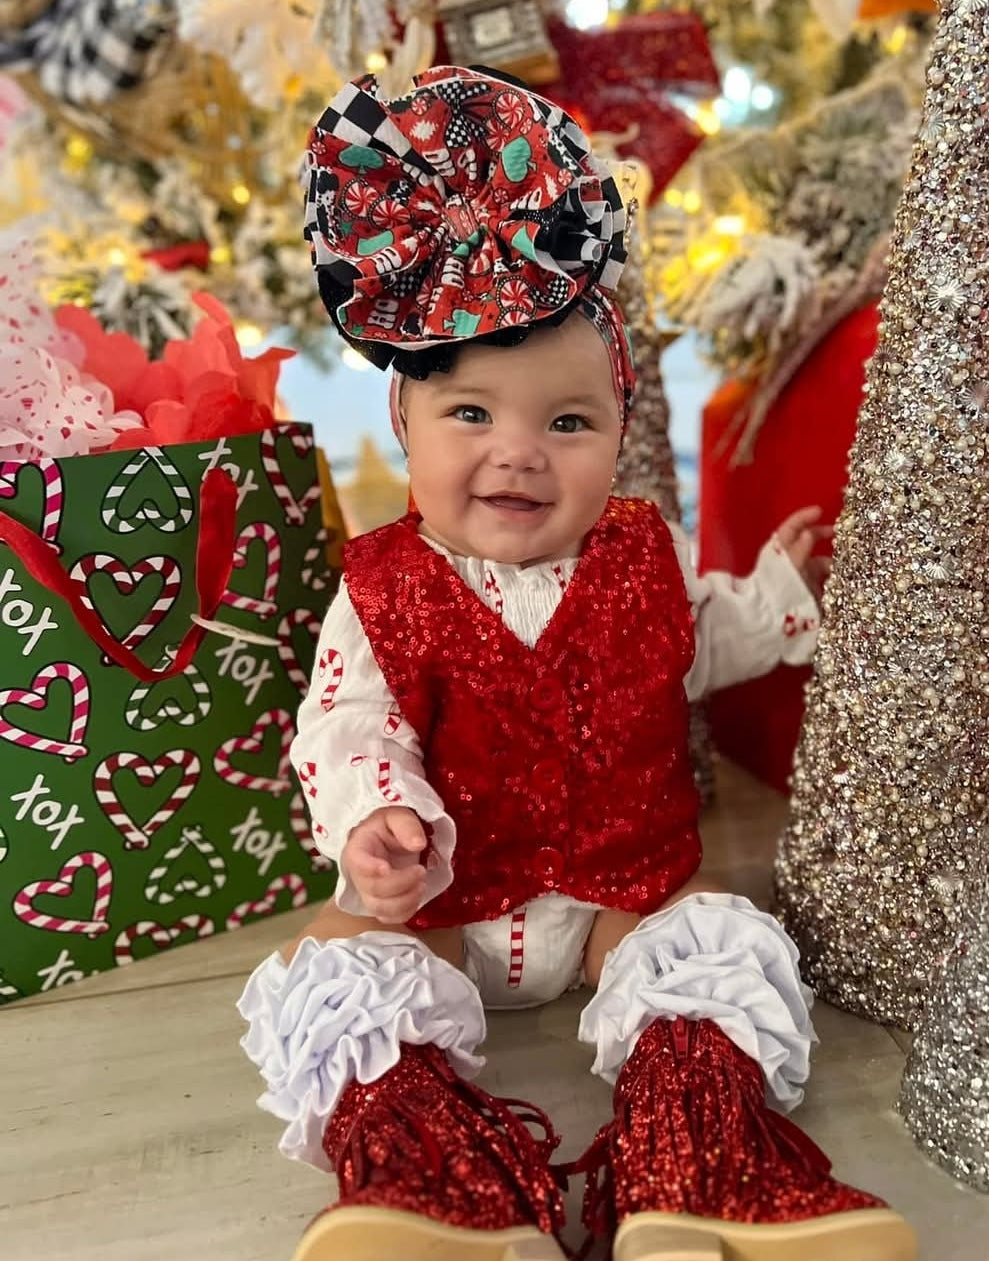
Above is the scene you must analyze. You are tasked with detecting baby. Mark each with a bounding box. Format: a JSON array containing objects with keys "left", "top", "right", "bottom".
[{"left": 238, "top": 65, "right": 915, "bottom": 1261}]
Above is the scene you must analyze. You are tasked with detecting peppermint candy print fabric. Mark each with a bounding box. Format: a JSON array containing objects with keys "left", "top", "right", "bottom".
[{"left": 304, "top": 65, "right": 628, "bottom": 354}]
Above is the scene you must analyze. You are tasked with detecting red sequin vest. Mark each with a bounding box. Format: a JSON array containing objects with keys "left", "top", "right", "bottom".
[{"left": 344, "top": 497, "right": 701, "bottom": 929}]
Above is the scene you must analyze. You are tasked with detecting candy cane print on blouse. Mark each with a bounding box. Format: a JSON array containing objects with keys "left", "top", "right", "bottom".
[
  {"left": 261, "top": 426, "right": 323, "bottom": 527},
  {"left": 297, "top": 761, "right": 318, "bottom": 803},
  {"left": 93, "top": 749, "right": 202, "bottom": 851},
  {"left": 213, "top": 708, "right": 295, "bottom": 795},
  {"left": 0, "top": 661, "right": 91, "bottom": 761},
  {"left": 317, "top": 647, "right": 343, "bottom": 713},
  {"left": 14, "top": 851, "right": 113, "bottom": 937},
  {"left": 377, "top": 759, "right": 403, "bottom": 804},
  {"left": 220, "top": 522, "right": 282, "bottom": 618},
  {"left": 113, "top": 915, "right": 215, "bottom": 965},
  {"left": 384, "top": 703, "right": 402, "bottom": 736},
  {"left": 0, "top": 459, "right": 65, "bottom": 549},
  {"left": 101, "top": 447, "right": 194, "bottom": 534}
]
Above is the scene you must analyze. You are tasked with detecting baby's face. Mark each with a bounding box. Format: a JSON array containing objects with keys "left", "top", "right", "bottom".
[{"left": 402, "top": 313, "right": 623, "bottom": 566}]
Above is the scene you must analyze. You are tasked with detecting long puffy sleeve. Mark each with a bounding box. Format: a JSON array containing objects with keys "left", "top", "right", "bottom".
[
  {"left": 666, "top": 522, "right": 820, "bottom": 703},
  {"left": 289, "top": 579, "right": 456, "bottom": 918}
]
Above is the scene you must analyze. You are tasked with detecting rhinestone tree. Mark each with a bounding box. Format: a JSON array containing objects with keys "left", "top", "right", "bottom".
[
  {"left": 773, "top": 0, "right": 989, "bottom": 1030},
  {"left": 898, "top": 860, "right": 989, "bottom": 1191}
]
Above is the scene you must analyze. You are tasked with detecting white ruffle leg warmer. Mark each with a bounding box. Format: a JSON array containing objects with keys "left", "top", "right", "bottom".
[
  {"left": 236, "top": 931, "right": 486, "bottom": 1169},
  {"left": 578, "top": 892, "right": 816, "bottom": 1112}
]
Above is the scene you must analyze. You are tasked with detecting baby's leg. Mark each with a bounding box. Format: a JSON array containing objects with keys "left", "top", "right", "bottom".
[
  {"left": 241, "top": 904, "right": 565, "bottom": 1260},
  {"left": 282, "top": 898, "right": 464, "bottom": 970},
  {"left": 572, "top": 893, "right": 915, "bottom": 1260},
  {"left": 582, "top": 872, "right": 726, "bottom": 987}
]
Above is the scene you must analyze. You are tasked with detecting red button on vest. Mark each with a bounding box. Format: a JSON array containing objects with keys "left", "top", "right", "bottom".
[
  {"left": 345, "top": 497, "right": 703, "bottom": 928},
  {"left": 532, "top": 758, "right": 565, "bottom": 792},
  {"left": 534, "top": 847, "right": 564, "bottom": 883},
  {"left": 530, "top": 677, "right": 565, "bottom": 711}
]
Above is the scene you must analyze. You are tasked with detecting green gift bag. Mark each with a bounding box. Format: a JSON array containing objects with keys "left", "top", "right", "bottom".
[{"left": 0, "top": 425, "right": 339, "bottom": 1003}]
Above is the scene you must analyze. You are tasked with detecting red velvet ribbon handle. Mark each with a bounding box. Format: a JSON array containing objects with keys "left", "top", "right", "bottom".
[{"left": 0, "top": 467, "right": 239, "bottom": 682}]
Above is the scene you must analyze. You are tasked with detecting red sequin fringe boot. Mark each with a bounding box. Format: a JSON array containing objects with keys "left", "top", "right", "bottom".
[
  {"left": 292, "top": 1041, "right": 570, "bottom": 1261},
  {"left": 570, "top": 1017, "right": 916, "bottom": 1261}
]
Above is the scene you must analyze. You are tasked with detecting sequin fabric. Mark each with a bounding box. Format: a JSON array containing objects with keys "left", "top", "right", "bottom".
[
  {"left": 320, "top": 1042, "right": 566, "bottom": 1237},
  {"left": 344, "top": 497, "right": 702, "bottom": 930},
  {"left": 572, "top": 1016, "right": 884, "bottom": 1241}
]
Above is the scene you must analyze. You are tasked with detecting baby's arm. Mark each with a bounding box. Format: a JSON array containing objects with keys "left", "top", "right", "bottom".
[
  {"left": 290, "top": 579, "right": 456, "bottom": 918},
  {"left": 671, "top": 510, "right": 827, "bottom": 702}
]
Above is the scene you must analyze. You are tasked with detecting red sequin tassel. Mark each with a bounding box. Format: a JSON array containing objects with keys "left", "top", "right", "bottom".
[
  {"left": 564, "top": 1017, "right": 915, "bottom": 1259},
  {"left": 302, "top": 1042, "right": 567, "bottom": 1254}
]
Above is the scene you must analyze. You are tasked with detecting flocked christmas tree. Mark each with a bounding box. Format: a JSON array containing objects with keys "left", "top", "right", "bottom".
[{"left": 773, "top": 0, "right": 989, "bottom": 1030}]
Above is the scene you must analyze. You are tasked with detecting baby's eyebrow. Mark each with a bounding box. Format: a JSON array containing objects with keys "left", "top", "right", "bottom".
[
  {"left": 553, "top": 393, "right": 611, "bottom": 411},
  {"left": 425, "top": 379, "right": 499, "bottom": 399}
]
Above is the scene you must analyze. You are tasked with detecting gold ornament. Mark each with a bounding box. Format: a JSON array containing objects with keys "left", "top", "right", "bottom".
[{"left": 774, "top": 0, "right": 989, "bottom": 1029}]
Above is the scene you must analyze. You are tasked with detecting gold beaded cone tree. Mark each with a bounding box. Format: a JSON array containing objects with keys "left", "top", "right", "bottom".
[
  {"left": 773, "top": 0, "right": 989, "bottom": 1030},
  {"left": 615, "top": 213, "right": 717, "bottom": 805},
  {"left": 898, "top": 861, "right": 989, "bottom": 1190}
]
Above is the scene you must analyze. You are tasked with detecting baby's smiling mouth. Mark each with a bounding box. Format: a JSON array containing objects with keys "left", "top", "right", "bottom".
[{"left": 479, "top": 492, "right": 548, "bottom": 512}]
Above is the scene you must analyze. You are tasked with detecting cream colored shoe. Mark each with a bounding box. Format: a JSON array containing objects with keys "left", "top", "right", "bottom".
[
  {"left": 293, "top": 1206, "right": 568, "bottom": 1261},
  {"left": 614, "top": 1207, "right": 916, "bottom": 1261}
]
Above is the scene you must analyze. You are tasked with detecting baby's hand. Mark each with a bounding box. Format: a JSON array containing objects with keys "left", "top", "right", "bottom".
[
  {"left": 776, "top": 506, "right": 832, "bottom": 604},
  {"left": 342, "top": 806, "right": 428, "bottom": 924}
]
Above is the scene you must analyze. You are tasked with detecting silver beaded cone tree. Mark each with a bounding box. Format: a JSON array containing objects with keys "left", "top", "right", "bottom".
[
  {"left": 898, "top": 863, "right": 989, "bottom": 1190},
  {"left": 773, "top": 0, "right": 989, "bottom": 1029},
  {"left": 615, "top": 217, "right": 717, "bottom": 805}
]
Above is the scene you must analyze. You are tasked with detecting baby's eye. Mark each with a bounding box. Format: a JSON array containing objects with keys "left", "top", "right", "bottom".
[
  {"left": 453, "top": 404, "right": 491, "bottom": 425},
  {"left": 550, "top": 414, "right": 589, "bottom": 434}
]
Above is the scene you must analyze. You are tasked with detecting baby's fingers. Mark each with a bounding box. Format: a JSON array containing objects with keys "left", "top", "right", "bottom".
[
  {"left": 382, "top": 809, "right": 428, "bottom": 856},
  {"left": 345, "top": 845, "right": 393, "bottom": 882},
  {"left": 777, "top": 506, "right": 823, "bottom": 545},
  {"left": 364, "top": 879, "right": 428, "bottom": 925}
]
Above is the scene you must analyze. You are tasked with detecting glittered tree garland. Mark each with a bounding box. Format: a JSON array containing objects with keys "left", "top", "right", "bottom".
[
  {"left": 898, "top": 861, "right": 989, "bottom": 1190},
  {"left": 773, "top": 0, "right": 989, "bottom": 1030}
]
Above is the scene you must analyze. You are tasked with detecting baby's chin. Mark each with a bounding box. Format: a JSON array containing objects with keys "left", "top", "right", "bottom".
[{"left": 481, "top": 537, "right": 582, "bottom": 568}]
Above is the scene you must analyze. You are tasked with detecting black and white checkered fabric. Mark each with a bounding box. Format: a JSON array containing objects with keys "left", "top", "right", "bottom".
[
  {"left": 305, "top": 69, "right": 628, "bottom": 289},
  {"left": 0, "top": 0, "right": 176, "bottom": 107}
]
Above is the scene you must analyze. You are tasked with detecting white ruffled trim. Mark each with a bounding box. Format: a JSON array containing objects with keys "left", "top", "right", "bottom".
[
  {"left": 236, "top": 932, "right": 486, "bottom": 1170},
  {"left": 578, "top": 893, "right": 816, "bottom": 1113}
]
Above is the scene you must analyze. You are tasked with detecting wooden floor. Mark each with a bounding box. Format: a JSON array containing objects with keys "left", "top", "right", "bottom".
[{"left": 1, "top": 761, "right": 985, "bottom": 1261}]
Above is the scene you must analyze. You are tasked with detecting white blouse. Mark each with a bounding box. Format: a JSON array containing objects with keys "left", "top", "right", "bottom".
[{"left": 290, "top": 520, "right": 819, "bottom": 918}]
